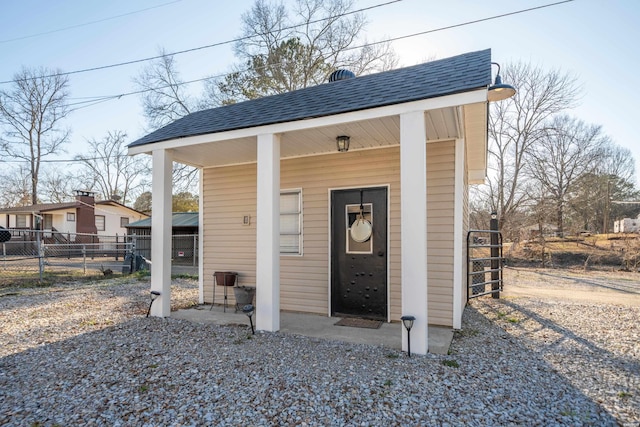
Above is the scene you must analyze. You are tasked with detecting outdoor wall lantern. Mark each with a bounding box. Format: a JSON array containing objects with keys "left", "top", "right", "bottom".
[
  {"left": 336, "top": 135, "right": 350, "bottom": 152},
  {"left": 401, "top": 315, "right": 416, "bottom": 357},
  {"left": 146, "top": 290, "right": 161, "bottom": 317},
  {"left": 243, "top": 304, "right": 255, "bottom": 335},
  {"left": 488, "top": 62, "right": 516, "bottom": 102}
]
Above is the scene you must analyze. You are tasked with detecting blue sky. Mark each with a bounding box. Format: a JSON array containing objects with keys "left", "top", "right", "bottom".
[{"left": 1, "top": 0, "right": 639, "bottom": 184}]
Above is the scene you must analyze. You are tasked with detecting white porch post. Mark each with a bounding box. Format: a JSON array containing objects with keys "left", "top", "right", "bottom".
[
  {"left": 150, "top": 149, "right": 173, "bottom": 317},
  {"left": 256, "top": 133, "right": 281, "bottom": 332},
  {"left": 453, "top": 138, "right": 465, "bottom": 329},
  {"left": 198, "top": 168, "right": 205, "bottom": 305},
  {"left": 400, "top": 111, "right": 428, "bottom": 355}
]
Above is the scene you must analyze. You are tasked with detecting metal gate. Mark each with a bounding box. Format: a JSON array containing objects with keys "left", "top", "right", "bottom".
[{"left": 466, "top": 229, "right": 504, "bottom": 300}]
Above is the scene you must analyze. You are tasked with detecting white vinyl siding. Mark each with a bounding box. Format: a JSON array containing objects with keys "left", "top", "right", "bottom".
[
  {"left": 202, "top": 164, "right": 258, "bottom": 306},
  {"left": 202, "top": 142, "right": 457, "bottom": 326},
  {"left": 426, "top": 140, "right": 456, "bottom": 326}
]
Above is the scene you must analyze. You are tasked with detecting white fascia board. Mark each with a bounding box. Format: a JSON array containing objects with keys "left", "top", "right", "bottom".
[
  {"left": 468, "top": 169, "right": 487, "bottom": 184},
  {"left": 128, "top": 89, "right": 487, "bottom": 156}
]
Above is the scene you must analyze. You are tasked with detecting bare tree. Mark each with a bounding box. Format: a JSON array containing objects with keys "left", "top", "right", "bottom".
[
  {"left": 134, "top": 50, "right": 203, "bottom": 194},
  {"left": 135, "top": 1, "right": 395, "bottom": 193},
  {"left": 134, "top": 48, "right": 196, "bottom": 131},
  {"left": 526, "top": 115, "right": 607, "bottom": 235},
  {"left": 206, "top": 0, "right": 397, "bottom": 104},
  {"left": 75, "top": 131, "right": 150, "bottom": 205},
  {"left": 0, "top": 165, "right": 31, "bottom": 208},
  {"left": 0, "top": 67, "right": 70, "bottom": 204},
  {"left": 40, "top": 167, "right": 81, "bottom": 203},
  {"left": 561, "top": 140, "right": 638, "bottom": 235},
  {"left": 596, "top": 143, "right": 636, "bottom": 183},
  {"left": 476, "top": 62, "right": 581, "bottom": 236}
]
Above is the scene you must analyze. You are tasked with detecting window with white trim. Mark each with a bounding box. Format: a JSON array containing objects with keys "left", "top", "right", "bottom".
[
  {"left": 120, "top": 217, "right": 129, "bottom": 227},
  {"left": 67, "top": 212, "right": 75, "bottom": 222},
  {"left": 95, "top": 215, "right": 105, "bottom": 231},
  {"left": 280, "top": 189, "right": 302, "bottom": 254},
  {"left": 16, "top": 214, "right": 27, "bottom": 228}
]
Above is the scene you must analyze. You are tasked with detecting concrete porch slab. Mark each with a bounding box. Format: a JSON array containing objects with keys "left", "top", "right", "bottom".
[{"left": 172, "top": 305, "right": 454, "bottom": 355}]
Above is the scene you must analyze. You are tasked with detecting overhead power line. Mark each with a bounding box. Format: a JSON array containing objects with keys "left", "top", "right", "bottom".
[
  {"left": 1, "top": 0, "right": 574, "bottom": 87},
  {"left": 0, "top": 0, "right": 404, "bottom": 85},
  {"left": 0, "top": 0, "right": 184, "bottom": 44},
  {"left": 63, "top": 0, "right": 576, "bottom": 113}
]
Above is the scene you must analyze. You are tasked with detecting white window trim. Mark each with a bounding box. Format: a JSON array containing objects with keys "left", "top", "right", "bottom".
[
  {"left": 16, "top": 214, "right": 28, "bottom": 228},
  {"left": 280, "top": 188, "right": 303, "bottom": 256},
  {"left": 95, "top": 215, "right": 106, "bottom": 231}
]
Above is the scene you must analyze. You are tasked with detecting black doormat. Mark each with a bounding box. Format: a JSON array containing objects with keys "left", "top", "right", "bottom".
[{"left": 334, "top": 318, "right": 383, "bottom": 329}]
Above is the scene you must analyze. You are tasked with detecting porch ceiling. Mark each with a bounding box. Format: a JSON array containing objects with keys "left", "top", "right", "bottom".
[{"left": 169, "top": 106, "right": 468, "bottom": 169}]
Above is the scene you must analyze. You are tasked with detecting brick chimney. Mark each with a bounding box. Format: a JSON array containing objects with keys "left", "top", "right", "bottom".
[{"left": 75, "top": 190, "right": 98, "bottom": 234}]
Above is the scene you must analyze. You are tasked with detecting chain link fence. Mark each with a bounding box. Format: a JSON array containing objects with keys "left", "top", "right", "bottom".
[{"left": 1, "top": 230, "right": 199, "bottom": 279}]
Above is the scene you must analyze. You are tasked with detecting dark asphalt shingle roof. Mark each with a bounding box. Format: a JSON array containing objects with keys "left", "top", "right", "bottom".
[
  {"left": 0, "top": 202, "right": 78, "bottom": 214},
  {"left": 130, "top": 49, "right": 491, "bottom": 148},
  {"left": 126, "top": 212, "right": 198, "bottom": 229},
  {"left": 0, "top": 200, "right": 147, "bottom": 216}
]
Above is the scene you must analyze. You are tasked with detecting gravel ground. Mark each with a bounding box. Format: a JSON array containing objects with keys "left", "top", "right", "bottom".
[{"left": 0, "top": 270, "right": 637, "bottom": 426}]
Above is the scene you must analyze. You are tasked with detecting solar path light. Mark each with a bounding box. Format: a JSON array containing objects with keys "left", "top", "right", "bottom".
[
  {"left": 401, "top": 315, "right": 416, "bottom": 357},
  {"left": 243, "top": 304, "right": 255, "bottom": 335},
  {"left": 146, "top": 290, "right": 161, "bottom": 317}
]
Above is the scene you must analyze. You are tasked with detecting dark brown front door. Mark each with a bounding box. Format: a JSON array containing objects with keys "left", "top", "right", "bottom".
[{"left": 331, "top": 187, "right": 387, "bottom": 320}]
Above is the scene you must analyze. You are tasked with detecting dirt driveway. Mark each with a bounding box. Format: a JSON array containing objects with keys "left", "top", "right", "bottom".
[{"left": 503, "top": 266, "right": 640, "bottom": 306}]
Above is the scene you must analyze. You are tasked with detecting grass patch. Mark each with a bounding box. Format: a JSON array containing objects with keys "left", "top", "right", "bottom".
[
  {"left": 232, "top": 333, "right": 253, "bottom": 344},
  {"left": 454, "top": 328, "right": 479, "bottom": 338},
  {"left": 385, "top": 352, "right": 400, "bottom": 359},
  {"left": 617, "top": 391, "right": 632, "bottom": 398},
  {"left": 172, "top": 273, "right": 198, "bottom": 280},
  {"left": 0, "top": 270, "right": 107, "bottom": 289},
  {"left": 507, "top": 317, "right": 520, "bottom": 324},
  {"left": 442, "top": 359, "right": 459, "bottom": 368},
  {"left": 80, "top": 319, "right": 99, "bottom": 327},
  {"left": 131, "top": 270, "right": 151, "bottom": 280}
]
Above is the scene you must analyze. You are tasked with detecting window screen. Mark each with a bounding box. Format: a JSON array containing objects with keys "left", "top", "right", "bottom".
[
  {"left": 280, "top": 190, "right": 301, "bottom": 254},
  {"left": 95, "top": 215, "right": 105, "bottom": 231},
  {"left": 16, "top": 215, "right": 27, "bottom": 228}
]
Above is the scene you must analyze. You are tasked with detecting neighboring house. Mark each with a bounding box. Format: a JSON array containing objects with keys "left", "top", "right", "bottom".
[
  {"left": 125, "top": 212, "right": 199, "bottom": 236},
  {"left": 0, "top": 190, "right": 148, "bottom": 240},
  {"left": 128, "top": 49, "right": 508, "bottom": 355},
  {"left": 126, "top": 212, "right": 199, "bottom": 261},
  {"left": 614, "top": 216, "right": 640, "bottom": 233}
]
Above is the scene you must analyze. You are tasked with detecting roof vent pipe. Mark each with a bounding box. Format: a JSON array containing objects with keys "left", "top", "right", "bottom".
[{"left": 328, "top": 69, "right": 355, "bottom": 82}]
